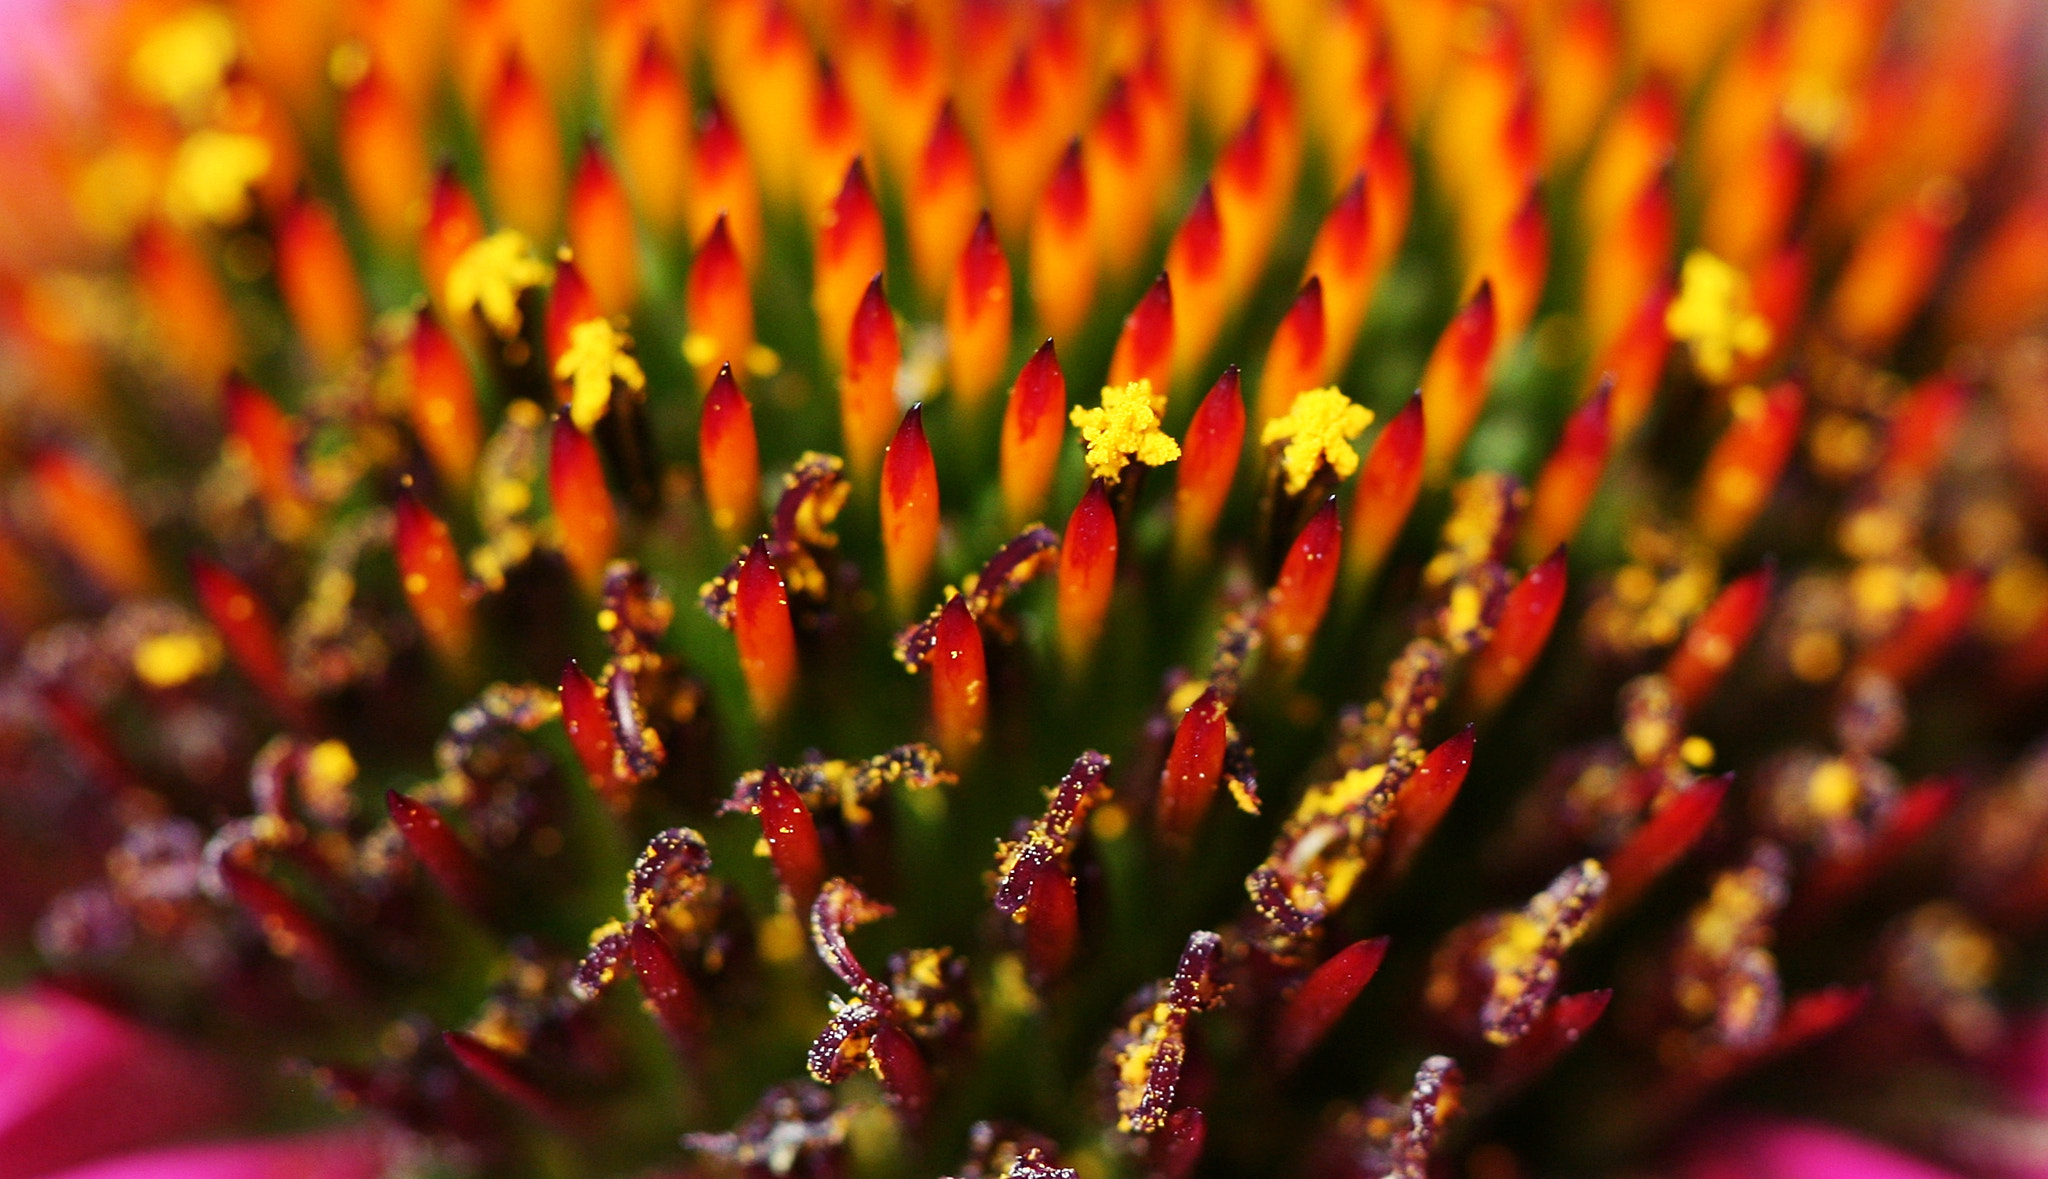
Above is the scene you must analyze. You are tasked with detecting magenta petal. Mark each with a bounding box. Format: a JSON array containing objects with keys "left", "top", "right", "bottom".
[
  {"left": 1988, "top": 1015, "right": 2048, "bottom": 1115},
  {"left": 0, "top": 987, "right": 240, "bottom": 1179},
  {"left": 1678, "top": 1119, "right": 1964, "bottom": 1179},
  {"left": 35, "top": 1130, "right": 392, "bottom": 1179}
]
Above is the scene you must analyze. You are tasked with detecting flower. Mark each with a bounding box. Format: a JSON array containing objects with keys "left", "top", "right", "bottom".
[
  {"left": 1, "top": 1, "right": 2048, "bottom": 1177},
  {"left": 1675, "top": 1119, "right": 1965, "bottom": 1179},
  {"left": 0, "top": 985, "right": 388, "bottom": 1179},
  {"left": 1069, "top": 379, "right": 1181, "bottom": 485}
]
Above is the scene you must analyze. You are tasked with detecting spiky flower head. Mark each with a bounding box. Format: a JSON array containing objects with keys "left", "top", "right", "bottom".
[{"left": 1, "top": 2, "right": 2047, "bottom": 1179}]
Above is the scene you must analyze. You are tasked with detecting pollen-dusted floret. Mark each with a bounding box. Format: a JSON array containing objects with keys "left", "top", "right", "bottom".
[
  {"left": 946, "top": 1122, "right": 1074, "bottom": 1179},
  {"left": 725, "top": 743, "right": 954, "bottom": 829},
  {"left": 1336, "top": 640, "right": 1451, "bottom": 771},
  {"left": 462, "top": 946, "right": 559, "bottom": 1057},
  {"left": 806, "top": 996, "right": 885, "bottom": 1084},
  {"left": 1955, "top": 743, "right": 2048, "bottom": 922},
  {"left": 1670, "top": 843, "right": 1790, "bottom": 1050},
  {"left": 1070, "top": 379, "right": 1181, "bottom": 484},
  {"left": 571, "top": 827, "right": 726, "bottom": 1002},
  {"left": 1261, "top": 387, "right": 1373, "bottom": 495},
  {"left": 445, "top": 230, "right": 550, "bottom": 336},
  {"left": 598, "top": 561, "right": 675, "bottom": 663},
  {"left": 1758, "top": 746, "right": 1901, "bottom": 859},
  {"left": 1585, "top": 524, "right": 1724, "bottom": 656},
  {"left": 803, "top": 878, "right": 947, "bottom": 1110},
  {"left": 1423, "top": 474, "right": 1524, "bottom": 592},
  {"left": 699, "top": 453, "right": 850, "bottom": 626},
  {"left": 555, "top": 316, "right": 647, "bottom": 431},
  {"left": 1428, "top": 860, "right": 1608, "bottom": 1045},
  {"left": 467, "top": 399, "right": 548, "bottom": 591},
  {"left": 1883, "top": 901, "right": 2003, "bottom": 1052},
  {"left": 1314, "top": 1055, "right": 1465, "bottom": 1179},
  {"left": 1666, "top": 249, "right": 1773, "bottom": 383},
  {"left": 684, "top": 1083, "right": 849, "bottom": 1177},
  {"left": 433, "top": 684, "right": 561, "bottom": 783},
  {"left": 164, "top": 130, "right": 272, "bottom": 227},
  {"left": 888, "top": 946, "right": 971, "bottom": 1042},
  {"left": 810, "top": 877, "right": 897, "bottom": 1009},
  {"left": 993, "top": 751, "right": 1111, "bottom": 922},
  {"left": 894, "top": 526, "right": 1061, "bottom": 670},
  {"left": 1419, "top": 475, "right": 1525, "bottom": 654},
  {"left": 1103, "top": 930, "right": 1227, "bottom": 1135},
  {"left": 1534, "top": 673, "right": 1718, "bottom": 852},
  {"left": 947, "top": 1146, "right": 1076, "bottom": 1179},
  {"left": 1247, "top": 756, "right": 1414, "bottom": 963},
  {"left": 626, "top": 827, "right": 714, "bottom": 924}
]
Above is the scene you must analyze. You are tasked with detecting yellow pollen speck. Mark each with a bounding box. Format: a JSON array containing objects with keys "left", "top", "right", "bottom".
[
  {"left": 1680, "top": 736, "right": 1715, "bottom": 769},
  {"left": 133, "top": 630, "right": 222, "bottom": 688},
  {"left": 555, "top": 317, "right": 646, "bottom": 431},
  {"left": 1166, "top": 678, "right": 1210, "bottom": 715},
  {"left": 680, "top": 333, "right": 718, "bottom": 368},
  {"left": 305, "top": 740, "right": 358, "bottom": 795},
  {"left": 487, "top": 479, "right": 532, "bottom": 518},
  {"left": 1808, "top": 758, "right": 1861, "bottom": 821},
  {"left": 74, "top": 149, "right": 157, "bottom": 244},
  {"left": 328, "top": 40, "right": 370, "bottom": 89},
  {"left": 1789, "top": 629, "right": 1844, "bottom": 682},
  {"left": 446, "top": 231, "right": 551, "bottom": 336},
  {"left": 164, "top": 131, "right": 272, "bottom": 227},
  {"left": 1983, "top": 557, "right": 2048, "bottom": 642},
  {"left": 1261, "top": 387, "right": 1373, "bottom": 494},
  {"left": 1070, "top": 379, "right": 1180, "bottom": 484},
  {"left": 1090, "top": 802, "right": 1130, "bottom": 842},
  {"left": 757, "top": 910, "right": 805, "bottom": 963},
  {"left": 1444, "top": 582, "right": 1485, "bottom": 640},
  {"left": 129, "top": 7, "right": 237, "bottom": 114},
  {"left": 1666, "top": 251, "right": 1773, "bottom": 384}
]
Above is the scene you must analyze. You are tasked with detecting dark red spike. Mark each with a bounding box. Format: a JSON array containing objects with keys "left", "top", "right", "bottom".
[
  {"left": 869, "top": 1020, "right": 933, "bottom": 1121},
  {"left": 1386, "top": 726, "right": 1477, "bottom": 877},
  {"left": 758, "top": 768, "right": 826, "bottom": 912},
  {"left": 1487, "top": 988, "right": 1612, "bottom": 1094},
  {"left": 1023, "top": 858, "right": 1081, "bottom": 988},
  {"left": 1665, "top": 565, "right": 1775, "bottom": 712},
  {"left": 385, "top": 790, "right": 491, "bottom": 918},
  {"left": 1463, "top": 545, "right": 1569, "bottom": 716},
  {"left": 1273, "top": 936, "right": 1391, "bottom": 1073},
  {"left": 442, "top": 1030, "right": 569, "bottom": 1124},
  {"left": 190, "top": 556, "right": 304, "bottom": 726},
  {"left": 1156, "top": 687, "right": 1229, "bottom": 847},
  {"left": 1152, "top": 1106, "right": 1207, "bottom": 1179},
  {"left": 559, "top": 660, "right": 626, "bottom": 809},
  {"left": 1602, "top": 774, "right": 1731, "bottom": 918},
  {"left": 629, "top": 922, "right": 706, "bottom": 1048},
  {"left": 216, "top": 859, "right": 349, "bottom": 990}
]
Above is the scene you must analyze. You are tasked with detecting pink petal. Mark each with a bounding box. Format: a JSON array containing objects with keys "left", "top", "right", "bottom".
[
  {"left": 1677, "top": 1118, "right": 1964, "bottom": 1179},
  {"left": 35, "top": 1130, "right": 392, "bottom": 1179},
  {"left": 1988, "top": 1015, "right": 2048, "bottom": 1115},
  {"left": 0, "top": 987, "right": 239, "bottom": 1179}
]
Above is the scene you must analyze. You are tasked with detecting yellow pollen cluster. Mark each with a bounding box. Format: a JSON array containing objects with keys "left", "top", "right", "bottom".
[
  {"left": 165, "top": 131, "right": 272, "bottom": 227},
  {"left": 555, "top": 317, "right": 647, "bottom": 431},
  {"left": 129, "top": 7, "right": 238, "bottom": 115},
  {"left": 446, "top": 231, "right": 551, "bottom": 336},
  {"left": 1666, "top": 250, "right": 1774, "bottom": 383},
  {"left": 133, "top": 629, "right": 222, "bottom": 688},
  {"left": 301, "top": 740, "right": 359, "bottom": 819},
  {"left": 1070, "top": 379, "right": 1180, "bottom": 484},
  {"left": 1261, "top": 387, "right": 1373, "bottom": 494}
]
